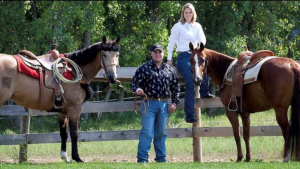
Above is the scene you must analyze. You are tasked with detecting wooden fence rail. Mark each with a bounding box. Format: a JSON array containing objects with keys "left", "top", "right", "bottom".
[
  {"left": 0, "top": 126, "right": 281, "bottom": 145},
  {"left": 0, "top": 67, "right": 282, "bottom": 163}
]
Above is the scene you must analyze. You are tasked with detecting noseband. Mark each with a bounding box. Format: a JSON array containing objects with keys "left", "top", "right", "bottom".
[{"left": 101, "top": 52, "right": 119, "bottom": 78}]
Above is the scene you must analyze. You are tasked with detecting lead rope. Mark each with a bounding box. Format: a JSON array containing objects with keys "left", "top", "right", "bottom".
[
  {"left": 133, "top": 92, "right": 148, "bottom": 115},
  {"left": 92, "top": 80, "right": 124, "bottom": 97}
]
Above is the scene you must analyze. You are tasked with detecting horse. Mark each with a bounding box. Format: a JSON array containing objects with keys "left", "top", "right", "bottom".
[
  {"left": 188, "top": 42, "right": 300, "bottom": 162},
  {"left": 0, "top": 36, "right": 121, "bottom": 162}
]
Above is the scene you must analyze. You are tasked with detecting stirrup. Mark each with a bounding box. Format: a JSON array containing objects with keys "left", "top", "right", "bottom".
[{"left": 227, "top": 97, "right": 238, "bottom": 112}]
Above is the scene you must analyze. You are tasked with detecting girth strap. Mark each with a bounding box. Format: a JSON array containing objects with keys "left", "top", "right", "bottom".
[{"left": 38, "top": 67, "right": 44, "bottom": 112}]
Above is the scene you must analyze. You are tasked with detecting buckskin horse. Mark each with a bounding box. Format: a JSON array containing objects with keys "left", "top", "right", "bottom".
[
  {"left": 0, "top": 36, "right": 121, "bottom": 162},
  {"left": 188, "top": 42, "right": 300, "bottom": 162}
]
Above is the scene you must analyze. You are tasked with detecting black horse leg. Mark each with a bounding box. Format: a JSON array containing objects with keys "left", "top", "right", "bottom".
[
  {"left": 58, "top": 113, "right": 70, "bottom": 162},
  {"left": 69, "top": 116, "right": 83, "bottom": 162}
]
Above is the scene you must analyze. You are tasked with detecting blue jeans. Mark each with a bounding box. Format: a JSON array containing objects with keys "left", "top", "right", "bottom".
[
  {"left": 177, "top": 52, "right": 210, "bottom": 119},
  {"left": 137, "top": 100, "right": 168, "bottom": 163},
  {"left": 200, "top": 74, "right": 210, "bottom": 97}
]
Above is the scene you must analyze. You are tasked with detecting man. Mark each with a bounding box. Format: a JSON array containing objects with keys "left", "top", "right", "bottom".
[{"left": 131, "top": 43, "right": 180, "bottom": 163}]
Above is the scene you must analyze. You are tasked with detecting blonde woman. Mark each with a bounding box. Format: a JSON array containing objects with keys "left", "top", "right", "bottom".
[{"left": 167, "top": 3, "right": 214, "bottom": 123}]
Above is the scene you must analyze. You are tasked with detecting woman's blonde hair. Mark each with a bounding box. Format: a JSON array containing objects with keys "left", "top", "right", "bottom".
[{"left": 179, "top": 3, "right": 197, "bottom": 24}]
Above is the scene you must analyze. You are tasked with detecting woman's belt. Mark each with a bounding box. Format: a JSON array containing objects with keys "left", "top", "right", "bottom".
[{"left": 177, "top": 50, "right": 192, "bottom": 54}]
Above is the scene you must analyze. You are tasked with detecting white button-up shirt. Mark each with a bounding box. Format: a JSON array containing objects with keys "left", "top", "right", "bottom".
[{"left": 167, "top": 22, "right": 206, "bottom": 60}]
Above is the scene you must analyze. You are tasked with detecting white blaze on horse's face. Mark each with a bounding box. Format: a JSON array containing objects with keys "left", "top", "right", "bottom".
[
  {"left": 102, "top": 51, "right": 119, "bottom": 83},
  {"left": 194, "top": 54, "right": 200, "bottom": 82},
  {"left": 193, "top": 53, "right": 203, "bottom": 86}
]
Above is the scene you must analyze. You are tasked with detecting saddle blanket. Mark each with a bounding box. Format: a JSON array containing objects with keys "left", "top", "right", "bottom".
[
  {"left": 224, "top": 56, "right": 278, "bottom": 85},
  {"left": 12, "top": 54, "right": 73, "bottom": 80}
]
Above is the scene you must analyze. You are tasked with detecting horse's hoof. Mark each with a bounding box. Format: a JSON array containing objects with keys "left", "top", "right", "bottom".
[
  {"left": 236, "top": 157, "right": 243, "bottom": 162},
  {"left": 72, "top": 157, "right": 84, "bottom": 163},
  {"left": 61, "top": 151, "right": 70, "bottom": 163},
  {"left": 246, "top": 156, "right": 251, "bottom": 162}
]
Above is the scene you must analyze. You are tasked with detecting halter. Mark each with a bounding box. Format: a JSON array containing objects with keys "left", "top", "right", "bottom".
[
  {"left": 198, "top": 56, "right": 208, "bottom": 74},
  {"left": 100, "top": 51, "right": 120, "bottom": 78},
  {"left": 92, "top": 50, "right": 123, "bottom": 98}
]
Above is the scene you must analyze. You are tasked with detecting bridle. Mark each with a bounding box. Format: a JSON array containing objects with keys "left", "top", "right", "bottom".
[
  {"left": 93, "top": 50, "right": 123, "bottom": 97},
  {"left": 101, "top": 51, "right": 120, "bottom": 78},
  {"left": 191, "top": 50, "right": 209, "bottom": 84}
]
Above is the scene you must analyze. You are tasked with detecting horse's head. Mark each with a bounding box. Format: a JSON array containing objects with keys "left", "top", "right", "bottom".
[
  {"left": 189, "top": 42, "right": 207, "bottom": 86},
  {"left": 100, "top": 36, "right": 121, "bottom": 83}
]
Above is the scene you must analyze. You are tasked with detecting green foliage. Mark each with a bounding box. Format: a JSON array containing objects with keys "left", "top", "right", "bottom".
[{"left": 0, "top": 1, "right": 298, "bottom": 59}]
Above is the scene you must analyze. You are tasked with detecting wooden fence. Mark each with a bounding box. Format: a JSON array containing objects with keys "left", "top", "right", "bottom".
[{"left": 0, "top": 67, "right": 282, "bottom": 163}]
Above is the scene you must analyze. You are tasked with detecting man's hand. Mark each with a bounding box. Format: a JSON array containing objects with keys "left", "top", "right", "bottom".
[
  {"left": 135, "top": 88, "right": 144, "bottom": 96},
  {"left": 167, "top": 60, "right": 173, "bottom": 66},
  {"left": 168, "top": 103, "right": 176, "bottom": 114}
]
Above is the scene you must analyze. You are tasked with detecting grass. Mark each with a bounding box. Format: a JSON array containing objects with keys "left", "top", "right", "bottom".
[{"left": 1, "top": 161, "right": 300, "bottom": 169}]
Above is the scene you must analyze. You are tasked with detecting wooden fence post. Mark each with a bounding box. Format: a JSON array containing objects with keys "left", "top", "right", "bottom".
[
  {"left": 193, "top": 85, "right": 202, "bottom": 162},
  {"left": 19, "top": 115, "right": 30, "bottom": 163}
]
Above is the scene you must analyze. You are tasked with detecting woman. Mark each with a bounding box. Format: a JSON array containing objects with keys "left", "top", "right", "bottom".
[{"left": 167, "top": 3, "right": 214, "bottom": 123}]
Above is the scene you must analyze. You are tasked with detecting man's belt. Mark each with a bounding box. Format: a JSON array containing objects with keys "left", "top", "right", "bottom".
[{"left": 149, "top": 97, "right": 168, "bottom": 101}]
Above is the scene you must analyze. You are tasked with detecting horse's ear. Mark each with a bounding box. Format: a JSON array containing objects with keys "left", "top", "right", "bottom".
[
  {"left": 189, "top": 42, "right": 194, "bottom": 51},
  {"left": 102, "top": 36, "right": 107, "bottom": 44},
  {"left": 200, "top": 42, "right": 205, "bottom": 52},
  {"left": 114, "top": 36, "right": 121, "bottom": 44}
]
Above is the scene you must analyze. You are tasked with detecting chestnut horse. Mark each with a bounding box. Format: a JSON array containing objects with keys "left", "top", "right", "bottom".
[
  {"left": 0, "top": 36, "right": 121, "bottom": 162},
  {"left": 189, "top": 42, "right": 300, "bottom": 162}
]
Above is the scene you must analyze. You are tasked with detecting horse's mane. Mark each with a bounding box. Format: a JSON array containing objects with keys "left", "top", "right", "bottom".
[{"left": 66, "top": 41, "right": 120, "bottom": 66}]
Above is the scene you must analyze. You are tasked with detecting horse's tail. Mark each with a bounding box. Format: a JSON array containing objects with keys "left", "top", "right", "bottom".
[{"left": 286, "top": 67, "right": 300, "bottom": 161}]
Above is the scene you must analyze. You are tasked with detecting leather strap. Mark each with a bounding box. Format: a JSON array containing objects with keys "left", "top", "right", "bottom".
[
  {"left": 38, "top": 67, "right": 44, "bottom": 112},
  {"left": 133, "top": 93, "right": 148, "bottom": 115}
]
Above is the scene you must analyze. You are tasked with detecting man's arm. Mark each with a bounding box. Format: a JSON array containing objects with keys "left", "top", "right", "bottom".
[
  {"left": 168, "top": 68, "right": 180, "bottom": 113},
  {"left": 130, "top": 67, "right": 145, "bottom": 95}
]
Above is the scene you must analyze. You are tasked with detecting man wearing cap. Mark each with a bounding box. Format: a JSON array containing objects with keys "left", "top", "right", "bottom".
[{"left": 131, "top": 43, "right": 180, "bottom": 163}]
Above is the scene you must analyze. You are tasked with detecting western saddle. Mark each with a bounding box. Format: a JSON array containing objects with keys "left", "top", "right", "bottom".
[
  {"left": 18, "top": 44, "right": 67, "bottom": 111},
  {"left": 228, "top": 46, "right": 274, "bottom": 112}
]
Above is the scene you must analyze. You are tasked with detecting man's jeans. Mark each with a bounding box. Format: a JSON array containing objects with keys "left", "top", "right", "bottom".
[
  {"left": 177, "top": 52, "right": 210, "bottom": 119},
  {"left": 137, "top": 100, "right": 168, "bottom": 163}
]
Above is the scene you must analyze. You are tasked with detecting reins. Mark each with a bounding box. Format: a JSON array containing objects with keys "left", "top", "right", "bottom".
[{"left": 93, "top": 79, "right": 124, "bottom": 97}]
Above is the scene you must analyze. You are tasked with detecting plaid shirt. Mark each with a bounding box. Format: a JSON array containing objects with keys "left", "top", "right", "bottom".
[{"left": 131, "top": 59, "right": 180, "bottom": 105}]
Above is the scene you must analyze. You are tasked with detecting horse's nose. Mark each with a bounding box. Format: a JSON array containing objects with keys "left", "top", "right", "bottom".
[
  {"left": 108, "top": 75, "right": 117, "bottom": 83},
  {"left": 195, "top": 77, "right": 203, "bottom": 86}
]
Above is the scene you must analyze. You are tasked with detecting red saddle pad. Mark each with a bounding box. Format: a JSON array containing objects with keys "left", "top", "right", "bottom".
[{"left": 12, "top": 54, "right": 73, "bottom": 80}]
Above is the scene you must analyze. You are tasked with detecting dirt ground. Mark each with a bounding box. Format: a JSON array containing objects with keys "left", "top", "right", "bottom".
[{"left": 0, "top": 153, "right": 282, "bottom": 164}]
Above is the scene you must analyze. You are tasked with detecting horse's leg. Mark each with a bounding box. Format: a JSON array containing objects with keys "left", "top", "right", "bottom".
[
  {"left": 226, "top": 111, "right": 243, "bottom": 162},
  {"left": 68, "top": 106, "right": 83, "bottom": 162},
  {"left": 241, "top": 112, "right": 251, "bottom": 162},
  {"left": 58, "top": 112, "right": 70, "bottom": 163},
  {"left": 274, "top": 107, "right": 290, "bottom": 162}
]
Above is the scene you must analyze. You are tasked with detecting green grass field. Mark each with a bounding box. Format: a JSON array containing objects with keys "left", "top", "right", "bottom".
[{"left": 0, "top": 108, "right": 296, "bottom": 168}]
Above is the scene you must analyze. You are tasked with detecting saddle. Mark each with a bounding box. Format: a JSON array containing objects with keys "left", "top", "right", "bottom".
[
  {"left": 228, "top": 47, "right": 274, "bottom": 112},
  {"left": 17, "top": 44, "right": 67, "bottom": 111}
]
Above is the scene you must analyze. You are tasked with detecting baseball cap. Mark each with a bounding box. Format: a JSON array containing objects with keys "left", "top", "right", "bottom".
[{"left": 151, "top": 44, "right": 163, "bottom": 52}]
